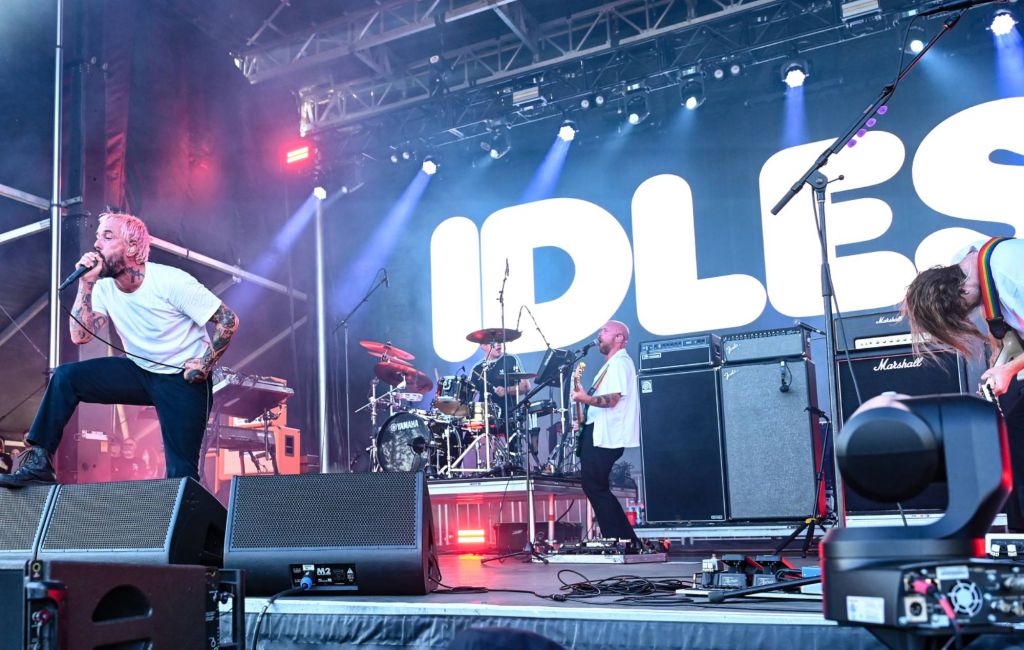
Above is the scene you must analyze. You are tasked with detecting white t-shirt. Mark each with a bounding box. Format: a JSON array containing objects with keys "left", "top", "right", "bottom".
[
  {"left": 585, "top": 348, "right": 641, "bottom": 449},
  {"left": 91, "top": 263, "right": 222, "bottom": 374},
  {"left": 953, "top": 238, "right": 1024, "bottom": 332}
]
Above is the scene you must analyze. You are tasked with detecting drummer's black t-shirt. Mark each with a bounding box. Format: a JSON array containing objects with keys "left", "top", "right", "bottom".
[{"left": 470, "top": 354, "right": 523, "bottom": 404}]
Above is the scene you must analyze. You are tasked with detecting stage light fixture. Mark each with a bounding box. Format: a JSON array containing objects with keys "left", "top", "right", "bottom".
[
  {"left": 580, "top": 97, "right": 591, "bottom": 109},
  {"left": 487, "top": 127, "right": 511, "bottom": 159},
  {"left": 626, "top": 93, "right": 649, "bottom": 125},
  {"left": 285, "top": 145, "right": 311, "bottom": 166},
  {"left": 781, "top": 60, "right": 809, "bottom": 88},
  {"left": 594, "top": 93, "right": 606, "bottom": 107},
  {"left": 680, "top": 78, "right": 705, "bottom": 110},
  {"left": 991, "top": 10, "right": 1018, "bottom": 36},
  {"left": 401, "top": 149, "right": 412, "bottom": 161},
  {"left": 421, "top": 157, "right": 438, "bottom": 175},
  {"left": 557, "top": 120, "right": 578, "bottom": 142},
  {"left": 729, "top": 63, "right": 742, "bottom": 76},
  {"left": 712, "top": 67, "right": 726, "bottom": 80},
  {"left": 908, "top": 38, "right": 925, "bottom": 53},
  {"left": 389, "top": 153, "right": 399, "bottom": 164},
  {"left": 312, "top": 186, "right": 327, "bottom": 200}
]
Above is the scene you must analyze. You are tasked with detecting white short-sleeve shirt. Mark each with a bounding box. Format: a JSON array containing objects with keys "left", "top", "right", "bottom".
[
  {"left": 91, "top": 263, "right": 222, "bottom": 374},
  {"left": 954, "top": 238, "right": 1024, "bottom": 333},
  {"left": 585, "top": 348, "right": 641, "bottom": 449}
]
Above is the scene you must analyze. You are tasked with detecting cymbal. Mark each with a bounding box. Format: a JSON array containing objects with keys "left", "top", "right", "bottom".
[
  {"left": 505, "top": 372, "right": 537, "bottom": 381},
  {"left": 359, "top": 340, "right": 415, "bottom": 361},
  {"left": 366, "top": 351, "right": 412, "bottom": 366},
  {"left": 374, "top": 362, "right": 433, "bottom": 393},
  {"left": 466, "top": 327, "right": 522, "bottom": 344}
]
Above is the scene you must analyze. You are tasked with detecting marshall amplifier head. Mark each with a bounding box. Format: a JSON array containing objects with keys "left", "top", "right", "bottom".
[
  {"left": 639, "top": 334, "right": 722, "bottom": 373},
  {"left": 834, "top": 309, "right": 930, "bottom": 354}
]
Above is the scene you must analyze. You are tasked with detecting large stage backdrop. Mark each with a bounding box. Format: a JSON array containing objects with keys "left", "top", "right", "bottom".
[{"left": 318, "top": 12, "right": 1024, "bottom": 473}]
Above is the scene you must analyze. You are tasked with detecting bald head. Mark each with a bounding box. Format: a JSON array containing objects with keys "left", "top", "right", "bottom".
[{"left": 597, "top": 320, "right": 629, "bottom": 357}]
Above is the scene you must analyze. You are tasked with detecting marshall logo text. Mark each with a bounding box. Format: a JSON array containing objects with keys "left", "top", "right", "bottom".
[{"left": 873, "top": 356, "right": 925, "bottom": 371}]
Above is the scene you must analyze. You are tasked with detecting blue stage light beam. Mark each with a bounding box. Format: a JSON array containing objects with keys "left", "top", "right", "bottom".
[
  {"left": 335, "top": 169, "right": 434, "bottom": 312},
  {"left": 520, "top": 134, "right": 573, "bottom": 204},
  {"left": 782, "top": 85, "right": 807, "bottom": 147},
  {"left": 995, "top": 24, "right": 1024, "bottom": 97}
]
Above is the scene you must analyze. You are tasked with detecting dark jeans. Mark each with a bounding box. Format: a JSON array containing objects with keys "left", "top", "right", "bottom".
[
  {"left": 1002, "top": 401, "right": 1024, "bottom": 532},
  {"left": 27, "top": 357, "right": 211, "bottom": 480},
  {"left": 580, "top": 423, "right": 637, "bottom": 541}
]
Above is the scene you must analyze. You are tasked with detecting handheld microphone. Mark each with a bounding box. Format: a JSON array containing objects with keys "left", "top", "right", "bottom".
[
  {"left": 383, "top": 269, "right": 390, "bottom": 288},
  {"left": 779, "top": 361, "right": 790, "bottom": 393},
  {"left": 59, "top": 262, "right": 97, "bottom": 291}
]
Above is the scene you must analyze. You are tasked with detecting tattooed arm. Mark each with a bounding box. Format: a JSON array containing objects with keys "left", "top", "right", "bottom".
[
  {"left": 69, "top": 280, "right": 108, "bottom": 345},
  {"left": 183, "top": 303, "right": 239, "bottom": 383},
  {"left": 584, "top": 392, "right": 622, "bottom": 409}
]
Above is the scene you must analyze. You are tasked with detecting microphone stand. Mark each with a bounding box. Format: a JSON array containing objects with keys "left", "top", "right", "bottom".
[
  {"left": 768, "top": 13, "right": 962, "bottom": 528},
  {"left": 333, "top": 270, "right": 388, "bottom": 473}
]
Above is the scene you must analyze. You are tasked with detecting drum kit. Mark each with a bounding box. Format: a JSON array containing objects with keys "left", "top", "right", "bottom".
[{"left": 358, "top": 328, "right": 579, "bottom": 478}]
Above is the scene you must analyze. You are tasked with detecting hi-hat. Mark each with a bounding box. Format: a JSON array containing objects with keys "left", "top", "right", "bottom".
[
  {"left": 466, "top": 327, "right": 522, "bottom": 344},
  {"left": 360, "top": 340, "right": 414, "bottom": 361},
  {"left": 374, "top": 362, "right": 433, "bottom": 393}
]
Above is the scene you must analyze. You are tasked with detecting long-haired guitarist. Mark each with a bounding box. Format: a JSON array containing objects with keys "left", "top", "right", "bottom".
[
  {"left": 570, "top": 320, "right": 641, "bottom": 542},
  {"left": 903, "top": 237, "right": 1024, "bottom": 533}
]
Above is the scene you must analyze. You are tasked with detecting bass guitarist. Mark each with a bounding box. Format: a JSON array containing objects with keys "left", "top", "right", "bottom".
[
  {"left": 903, "top": 237, "right": 1024, "bottom": 533},
  {"left": 570, "top": 320, "right": 641, "bottom": 542}
]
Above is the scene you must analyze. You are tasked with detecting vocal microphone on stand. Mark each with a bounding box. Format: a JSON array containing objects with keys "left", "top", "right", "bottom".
[
  {"left": 383, "top": 269, "right": 390, "bottom": 288},
  {"left": 793, "top": 320, "right": 826, "bottom": 336},
  {"left": 580, "top": 339, "right": 598, "bottom": 355}
]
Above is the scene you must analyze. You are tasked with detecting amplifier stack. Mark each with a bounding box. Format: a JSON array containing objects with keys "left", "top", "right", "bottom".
[{"left": 638, "top": 327, "right": 821, "bottom": 524}]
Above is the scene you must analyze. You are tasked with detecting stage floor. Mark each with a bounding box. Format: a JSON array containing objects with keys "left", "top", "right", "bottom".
[{"left": 245, "top": 553, "right": 891, "bottom": 649}]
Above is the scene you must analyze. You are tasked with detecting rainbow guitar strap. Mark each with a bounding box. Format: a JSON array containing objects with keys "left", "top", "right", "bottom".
[{"left": 977, "top": 236, "right": 1013, "bottom": 340}]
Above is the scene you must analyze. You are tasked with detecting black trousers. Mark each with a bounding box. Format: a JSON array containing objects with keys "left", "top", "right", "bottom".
[
  {"left": 27, "top": 357, "right": 211, "bottom": 480},
  {"left": 580, "top": 423, "right": 637, "bottom": 541},
  {"left": 1002, "top": 401, "right": 1024, "bottom": 532}
]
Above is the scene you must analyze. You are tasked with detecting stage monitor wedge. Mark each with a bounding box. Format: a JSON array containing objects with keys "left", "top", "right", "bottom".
[
  {"left": 225, "top": 471, "right": 436, "bottom": 596},
  {"left": 0, "top": 484, "right": 57, "bottom": 564},
  {"left": 37, "top": 477, "right": 226, "bottom": 567}
]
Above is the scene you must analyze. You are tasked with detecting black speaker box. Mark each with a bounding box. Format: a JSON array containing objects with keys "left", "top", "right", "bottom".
[
  {"left": 0, "top": 560, "right": 242, "bottom": 650},
  {"left": 37, "top": 478, "right": 226, "bottom": 566},
  {"left": 720, "top": 359, "right": 822, "bottom": 521},
  {"left": 639, "top": 368, "right": 727, "bottom": 523},
  {"left": 0, "top": 484, "right": 57, "bottom": 564},
  {"left": 837, "top": 348, "right": 965, "bottom": 513},
  {"left": 225, "top": 470, "right": 436, "bottom": 596}
]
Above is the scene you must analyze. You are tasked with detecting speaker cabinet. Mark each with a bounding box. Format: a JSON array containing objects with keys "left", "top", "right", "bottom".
[
  {"left": 37, "top": 478, "right": 226, "bottom": 566},
  {"left": 0, "top": 485, "right": 57, "bottom": 564},
  {"left": 225, "top": 471, "right": 436, "bottom": 596},
  {"left": 837, "top": 348, "right": 965, "bottom": 513},
  {"left": 639, "top": 368, "right": 727, "bottom": 524},
  {"left": 721, "top": 359, "right": 822, "bottom": 521}
]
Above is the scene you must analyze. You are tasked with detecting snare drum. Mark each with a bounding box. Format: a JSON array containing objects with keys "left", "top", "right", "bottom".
[{"left": 434, "top": 376, "right": 475, "bottom": 417}]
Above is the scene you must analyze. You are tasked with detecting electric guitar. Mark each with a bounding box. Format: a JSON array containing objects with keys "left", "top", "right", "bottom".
[
  {"left": 572, "top": 362, "right": 590, "bottom": 456},
  {"left": 982, "top": 329, "right": 1024, "bottom": 416}
]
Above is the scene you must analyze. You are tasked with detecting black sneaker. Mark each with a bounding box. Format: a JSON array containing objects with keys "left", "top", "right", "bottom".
[{"left": 0, "top": 446, "right": 56, "bottom": 488}]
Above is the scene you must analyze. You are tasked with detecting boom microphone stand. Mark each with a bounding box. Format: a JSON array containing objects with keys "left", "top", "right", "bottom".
[
  {"left": 769, "top": 12, "right": 963, "bottom": 528},
  {"left": 334, "top": 269, "right": 388, "bottom": 473}
]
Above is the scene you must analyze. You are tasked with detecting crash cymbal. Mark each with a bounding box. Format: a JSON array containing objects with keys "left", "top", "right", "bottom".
[
  {"left": 359, "top": 340, "right": 415, "bottom": 361},
  {"left": 504, "top": 372, "right": 537, "bottom": 381},
  {"left": 466, "top": 327, "right": 522, "bottom": 345},
  {"left": 373, "top": 362, "right": 433, "bottom": 393}
]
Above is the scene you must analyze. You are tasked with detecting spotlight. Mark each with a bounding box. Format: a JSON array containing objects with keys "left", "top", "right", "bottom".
[
  {"left": 594, "top": 93, "right": 606, "bottom": 107},
  {"left": 401, "top": 149, "right": 412, "bottom": 161},
  {"left": 312, "top": 186, "right": 327, "bottom": 200},
  {"left": 904, "top": 26, "right": 927, "bottom": 54},
  {"left": 781, "top": 60, "right": 809, "bottom": 88},
  {"left": 680, "top": 77, "right": 705, "bottom": 110},
  {"left": 421, "top": 157, "right": 438, "bottom": 175},
  {"left": 579, "top": 96, "right": 592, "bottom": 109},
  {"left": 487, "top": 127, "right": 511, "bottom": 159},
  {"left": 626, "top": 93, "right": 649, "bottom": 125},
  {"left": 389, "top": 152, "right": 399, "bottom": 164},
  {"left": 557, "top": 120, "right": 578, "bottom": 142},
  {"left": 729, "top": 63, "right": 742, "bottom": 77},
  {"left": 712, "top": 67, "right": 726, "bottom": 80},
  {"left": 908, "top": 38, "right": 925, "bottom": 53},
  {"left": 991, "top": 10, "right": 1018, "bottom": 36}
]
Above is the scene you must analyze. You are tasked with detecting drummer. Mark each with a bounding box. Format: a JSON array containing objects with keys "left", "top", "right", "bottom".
[{"left": 470, "top": 341, "right": 530, "bottom": 414}]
